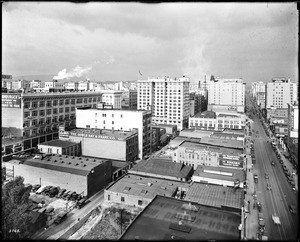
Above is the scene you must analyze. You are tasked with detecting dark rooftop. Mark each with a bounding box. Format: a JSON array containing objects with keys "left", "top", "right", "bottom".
[
  {"left": 129, "top": 158, "right": 193, "bottom": 180},
  {"left": 21, "top": 154, "right": 109, "bottom": 176},
  {"left": 121, "top": 195, "right": 241, "bottom": 241},
  {"left": 194, "top": 110, "right": 216, "bottom": 119},
  {"left": 38, "top": 139, "right": 79, "bottom": 148},
  {"left": 200, "top": 136, "right": 244, "bottom": 149}
]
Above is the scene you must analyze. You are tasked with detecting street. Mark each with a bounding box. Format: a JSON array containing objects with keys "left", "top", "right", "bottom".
[
  {"left": 32, "top": 189, "right": 104, "bottom": 240},
  {"left": 251, "top": 109, "right": 298, "bottom": 240}
]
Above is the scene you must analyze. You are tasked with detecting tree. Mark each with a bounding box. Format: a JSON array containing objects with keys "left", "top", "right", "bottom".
[{"left": 1, "top": 176, "right": 32, "bottom": 240}]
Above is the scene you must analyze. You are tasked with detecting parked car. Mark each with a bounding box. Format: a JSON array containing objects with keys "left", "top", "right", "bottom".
[
  {"left": 271, "top": 161, "right": 275, "bottom": 166},
  {"left": 32, "top": 184, "right": 41, "bottom": 192},
  {"left": 265, "top": 173, "right": 269, "bottom": 179},
  {"left": 57, "top": 189, "right": 66, "bottom": 198},
  {"left": 267, "top": 184, "right": 272, "bottom": 190},
  {"left": 288, "top": 205, "right": 296, "bottom": 214}
]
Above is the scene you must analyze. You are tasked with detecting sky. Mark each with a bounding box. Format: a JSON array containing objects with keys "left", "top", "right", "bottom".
[{"left": 2, "top": 2, "right": 298, "bottom": 83}]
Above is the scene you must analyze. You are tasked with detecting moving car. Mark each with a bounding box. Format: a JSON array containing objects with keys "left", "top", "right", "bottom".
[
  {"left": 265, "top": 173, "right": 269, "bottom": 179},
  {"left": 271, "top": 161, "right": 275, "bottom": 166}
]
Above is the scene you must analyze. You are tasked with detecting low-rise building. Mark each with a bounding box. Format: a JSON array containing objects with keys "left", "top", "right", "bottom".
[
  {"left": 120, "top": 195, "right": 241, "bottom": 241},
  {"left": 4, "top": 155, "right": 112, "bottom": 197},
  {"left": 37, "top": 139, "right": 81, "bottom": 156},
  {"left": 128, "top": 158, "right": 193, "bottom": 182},
  {"left": 60, "top": 128, "right": 138, "bottom": 162},
  {"left": 192, "top": 165, "right": 245, "bottom": 188},
  {"left": 176, "top": 141, "right": 244, "bottom": 169},
  {"left": 151, "top": 125, "right": 168, "bottom": 151},
  {"left": 189, "top": 111, "right": 216, "bottom": 130},
  {"left": 101, "top": 90, "right": 123, "bottom": 109}
]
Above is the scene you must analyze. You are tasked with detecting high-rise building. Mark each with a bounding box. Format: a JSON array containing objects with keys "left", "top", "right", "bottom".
[
  {"left": 207, "top": 78, "right": 246, "bottom": 112},
  {"left": 2, "top": 74, "right": 12, "bottom": 89},
  {"left": 75, "top": 107, "right": 152, "bottom": 159},
  {"left": 266, "top": 78, "right": 298, "bottom": 109},
  {"left": 287, "top": 102, "right": 299, "bottom": 138},
  {"left": 137, "top": 76, "right": 190, "bottom": 130}
]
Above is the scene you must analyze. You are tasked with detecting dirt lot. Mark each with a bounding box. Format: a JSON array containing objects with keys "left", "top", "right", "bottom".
[{"left": 81, "top": 202, "right": 142, "bottom": 240}]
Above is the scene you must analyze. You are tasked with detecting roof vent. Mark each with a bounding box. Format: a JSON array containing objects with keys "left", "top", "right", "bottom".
[
  {"left": 81, "top": 164, "right": 86, "bottom": 167},
  {"left": 72, "top": 156, "right": 75, "bottom": 159},
  {"left": 68, "top": 162, "right": 72, "bottom": 165},
  {"left": 86, "top": 158, "right": 89, "bottom": 161},
  {"left": 53, "top": 160, "right": 57, "bottom": 162},
  {"left": 79, "top": 157, "right": 82, "bottom": 160},
  {"left": 65, "top": 155, "right": 68, "bottom": 158},
  {"left": 60, "top": 161, "right": 64, "bottom": 163},
  {"left": 59, "top": 155, "right": 62, "bottom": 157},
  {"left": 75, "top": 163, "right": 79, "bottom": 166},
  {"left": 93, "top": 159, "right": 96, "bottom": 162},
  {"left": 47, "top": 158, "right": 51, "bottom": 161}
]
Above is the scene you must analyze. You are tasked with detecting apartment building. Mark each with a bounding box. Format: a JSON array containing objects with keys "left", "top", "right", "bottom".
[
  {"left": 137, "top": 76, "right": 190, "bottom": 130},
  {"left": 2, "top": 92, "right": 102, "bottom": 156},
  {"left": 251, "top": 82, "right": 266, "bottom": 98},
  {"left": 266, "top": 78, "right": 298, "bottom": 109},
  {"left": 101, "top": 90, "right": 123, "bottom": 109},
  {"left": 287, "top": 102, "right": 299, "bottom": 139},
  {"left": 44, "top": 80, "right": 65, "bottom": 92},
  {"left": 207, "top": 78, "right": 246, "bottom": 112},
  {"left": 2, "top": 74, "right": 12, "bottom": 88},
  {"left": 75, "top": 107, "right": 152, "bottom": 159}
]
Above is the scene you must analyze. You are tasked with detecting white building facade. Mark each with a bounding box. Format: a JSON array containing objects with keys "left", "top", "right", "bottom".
[
  {"left": 207, "top": 78, "right": 245, "bottom": 112},
  {"left": 75, "top": 107, "right": 152, "bottom": 159},
  {"left": 101, "top": 90, "right": 123, "bottom": 109},
  {"left": 266, "top": 78, "right": 298, "bottom": 109},
  {"left": 137, "top": 77, "right": 190, "bottom": 130}
]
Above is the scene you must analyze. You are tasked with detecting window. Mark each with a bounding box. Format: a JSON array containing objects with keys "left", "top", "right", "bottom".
[
  {"left": 108, "top": 195, "right": 110, "bottom": 201},
  {"left": 47, "top": 109, "right": 52, "bottom": 115},
  {"left": 86, "top": 125, "right": 90, "bottom": 128},
  {"left": 59, "top": 100, "right": 64, "bottom": 105},
  {"left": 121, "top": 197, "right": 125, "bottom": 202}
]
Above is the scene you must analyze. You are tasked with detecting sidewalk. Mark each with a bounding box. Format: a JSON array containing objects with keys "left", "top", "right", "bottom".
[{"left": 243, "top": 138, "right": 259, "bottom": 240}]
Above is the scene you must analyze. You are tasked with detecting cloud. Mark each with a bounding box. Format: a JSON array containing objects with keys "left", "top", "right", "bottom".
[{"left": 53, "top": 65, "right": 92, "bottom": 80}]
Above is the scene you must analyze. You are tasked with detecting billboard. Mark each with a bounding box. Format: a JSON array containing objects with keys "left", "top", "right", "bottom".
[{"left": 219, "top": 159, "right": 243, "bottom": 168}]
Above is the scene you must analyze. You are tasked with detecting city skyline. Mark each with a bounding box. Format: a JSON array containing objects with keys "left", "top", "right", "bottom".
[{"left": 2, "top": 2, "right": 298, "bottom": 83}]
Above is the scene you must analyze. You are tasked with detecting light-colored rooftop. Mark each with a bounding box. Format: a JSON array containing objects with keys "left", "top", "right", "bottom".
[
  {"left": 200, "top": 136, "right": 244, "bottom": 149},
  {"left": 194, "top": 110, "right": 216, "bottom": 119},
  {"left": 193, "top": 165, "right": 245, "bottom": 182},
  {"left": 68, "top": 128, "right": 137, "bottom": 141},
  {"left": 106, "top": 174, "right": 185, "bottom": 199}
]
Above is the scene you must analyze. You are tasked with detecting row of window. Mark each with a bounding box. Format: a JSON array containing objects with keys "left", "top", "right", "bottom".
[{"left": 24, "top": 97, "right": 100, "bottom": 108}]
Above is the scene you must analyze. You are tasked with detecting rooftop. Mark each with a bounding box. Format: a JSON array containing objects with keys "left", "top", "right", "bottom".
[
  {"left": 18, "top": 154, "right": 109, "bottom": 176},
  {"left": 121, "top": 195, "right": 241, "bottom": 241},
  {"left": 194, "top": 110, "right": 216, "bottom": 119},
  {"left": 68, "top": 128, "right": 137, "bottom": 141},
  {"left": 200, "top": 136, "right": 244, "bottom": 150},
  {"left": 193, "top": 165, "right": 245, "bottom": 182},
  {"left": 185, "top": 183, "right": 243, "bottom": 210},
  {"left": 129, "top": 158, "right": 193, "bottom": 180},
  {"left": 217, "top": 113, "right": 239, "bottom": 118},
  {"left": 38, "top": 139, "right": 79, "bottom": 148},
  {"left": 179, "top": 141, "right": 243, "bottom": 157},
  {"left": 106, "top": 174, "right": 186, "bottom": 199}
]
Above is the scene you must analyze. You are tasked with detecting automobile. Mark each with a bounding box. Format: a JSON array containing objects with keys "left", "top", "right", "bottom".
[
  {"left": 57, "top": 189, "right": 66, "bottom": 198},
  {"left": 49, "top": 187, "right": 59, "bottom": 197},
  {"left": 288, "top": 205, "right": 296, "bottom": 214},
  {"left": 279, "top": 160, "right": 283, "bottom": 164},
  {"left": 76, "top": 198, "right": 87, "bottom": 209},
  {"left": 265, "top": 173, "right": 269, "bottom": 179},
  {"left": 267, "top": 184, "right": 272, "bottom": 190},
  {"left": 32, "top": 184, "right": 41, "bottom": 192},
  {"left": 36, "top": 185, "right": 47, "bottom": 194},
  {"left": 271, "top": 161, "right": 275, "bottom": 166}
]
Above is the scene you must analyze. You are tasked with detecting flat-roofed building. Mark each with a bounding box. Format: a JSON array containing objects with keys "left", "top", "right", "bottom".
[
  {"left": 104, "top": 174, "right": 188, "bottom": 208},
  {"left": 75, "top": 107, "right": 152, "bottom": 159},
  {"left": 60, "top": 128, "right": 138, "bottom": 162},
  {"left": 3, "top": 155, "right": 112, "bottom": 197},
  {"left": 216, "top": 113, "right": 246, "bottom": 130},
  {"left": 176, "top": 141, "right": 244, "bottom": 169},
  {"left": 120, "top": 195, "right": 241, "bottom": 241},
  {"left": 192, "top": 165, "right": 245, "bottom": 188},
  {"left": 38, "top": 139, "right": 81, "bottom": 156},
  {"left": 64, "top": 82, "right": 79, "bottom": 91},
  {"left": 128, "top": 158, "right": 193, "bottom": 182},
  {"left": 200, "top": 136, "right": 244, "bottom": 150},
  {"left": 189, "top": 111, "right": 216, "bottom": 130},
  {"left": 1, "top": 92, "right": 102, "bottom": 158},
  {"left": 184, "top": 183, "right": 243, "bottom": 211},
  {"left": 287, "top": 102, "right": 299, "bottom": 139}
]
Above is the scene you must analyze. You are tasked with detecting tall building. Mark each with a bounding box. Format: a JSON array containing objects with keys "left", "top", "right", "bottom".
[
  {"left": 101, "top": 90, "right": 123, "bottom": 109},
  {"left": 251, "top": 82, "right": 266, "bottom": 98},
  {"left": 75, "top": 107, "right": 152, "bottom": 159},
  {"left": 2, "top": 92, "right": 102, "bottom": 157},
  {"left": 207, "top": 78, "right": 246, "bottom": 112},
  {"left": 266, "top": 78, "right": 298, "bottom": 109},
  {"left": 137, "top": 76, "right": 190, "bottom": 130},
  {"left": 287, "top": 102, "right": 299, "bottom": 139},
  {"left": 64, "top": 81, "right": 79, "bottom": 91}
]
